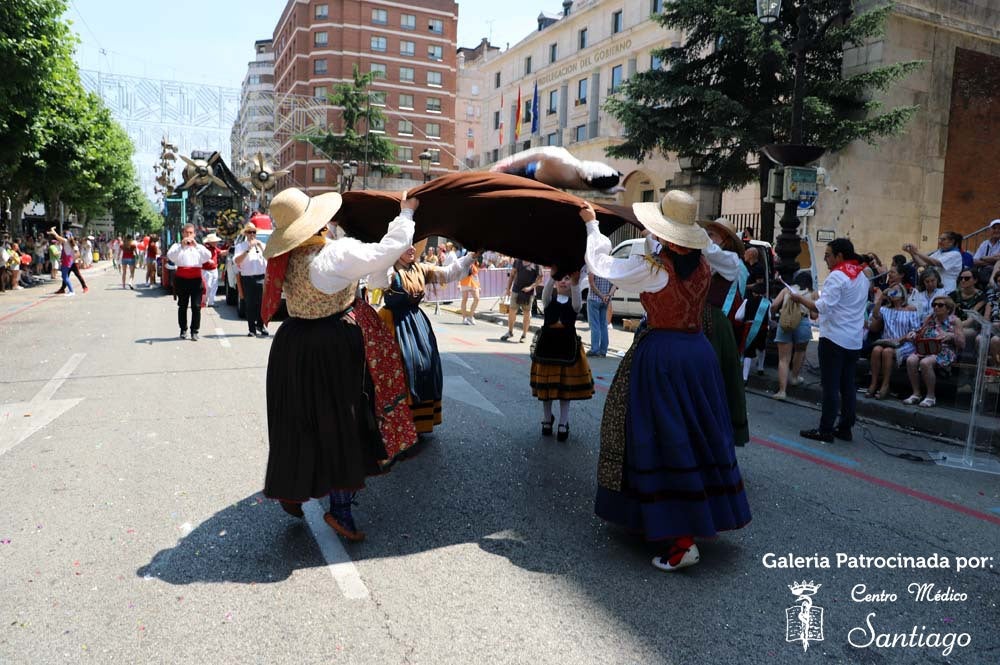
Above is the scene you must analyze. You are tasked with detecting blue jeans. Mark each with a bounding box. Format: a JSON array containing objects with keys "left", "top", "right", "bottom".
[
  {"left": 59, "top": 265, "right": 73, "bottom": 293},
  {"left": 587, "top": 298, "right": 608, "bottom": 355},
  {"left": 818, "top": 337, "right": 860, "bottom": 433}
]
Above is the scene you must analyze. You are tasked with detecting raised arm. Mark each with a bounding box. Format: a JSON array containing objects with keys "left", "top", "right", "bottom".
[{"left": 581, "top": 205, "right": 668, "bottom": 293}]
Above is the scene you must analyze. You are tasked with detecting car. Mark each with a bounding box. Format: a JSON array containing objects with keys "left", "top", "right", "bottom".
[{"left": 607, "top": 239, "right": 647, "bottom": 319}]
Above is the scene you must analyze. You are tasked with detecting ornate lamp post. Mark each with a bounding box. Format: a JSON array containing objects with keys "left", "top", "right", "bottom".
[
  {"left": 341, "top": 160, "right": 358, "bottom": 192},
  {"left": 418, "top": 150, "right": 433, "bottom": 183},
  {"left": 756, "top": 0, "right": 853, "bottom": 281}
]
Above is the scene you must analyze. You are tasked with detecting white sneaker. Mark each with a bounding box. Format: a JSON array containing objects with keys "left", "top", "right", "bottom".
[
  {"left": 462, "top": 317, "right": 472, "bottom": 325},
  {"left": 64, "top": 291, "right": 76, "bottom": 297},
  {"left": 651, "top": 543, "right": 700, "bottom": 572},
  {"left": 469, "top": 317, "right": 477, "bottom": 325}
]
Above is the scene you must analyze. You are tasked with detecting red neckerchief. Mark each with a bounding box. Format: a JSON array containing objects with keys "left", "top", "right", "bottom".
[
  {"left": 832, "top": 259, "right": 864, "bottom": 279},
  {"left": 261, "top": 253, "right": 290, "bottom": 325}
]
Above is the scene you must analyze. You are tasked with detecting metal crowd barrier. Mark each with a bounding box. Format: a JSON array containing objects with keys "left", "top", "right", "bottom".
[{"left": 420, "top": 266, "right": 513, "bottom": 303}]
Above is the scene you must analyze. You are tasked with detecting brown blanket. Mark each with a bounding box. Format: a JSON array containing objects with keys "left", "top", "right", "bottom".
[{"left": 333, "top": 171, "right": 639, "bottom": 271}]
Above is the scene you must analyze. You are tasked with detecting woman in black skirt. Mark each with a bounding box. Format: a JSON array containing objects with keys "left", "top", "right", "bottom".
[{"left": 261, "top": 187, "right": 417, "bottom": 541}]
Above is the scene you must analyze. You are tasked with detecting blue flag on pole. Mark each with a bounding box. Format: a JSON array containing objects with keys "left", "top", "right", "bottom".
[{"left": 530, "top": 81, "right": 539, "bottom": 135}]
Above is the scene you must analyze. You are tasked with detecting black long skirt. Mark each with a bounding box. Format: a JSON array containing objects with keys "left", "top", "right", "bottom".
[{"left": 264, "top": 313, "right": 386, "bottom": 501}]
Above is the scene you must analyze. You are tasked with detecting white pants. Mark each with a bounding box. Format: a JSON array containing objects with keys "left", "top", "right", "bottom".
[{"left": 203, "top": 269, "right": 218, "bottom": 306}]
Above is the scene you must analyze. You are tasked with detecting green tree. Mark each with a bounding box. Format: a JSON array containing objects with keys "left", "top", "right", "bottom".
[
  {"left": 299, "top": 65, "right": 398, "bottom": 186},
  {"left": 605, "top": 0, "right": 922, "bottom": 237}
]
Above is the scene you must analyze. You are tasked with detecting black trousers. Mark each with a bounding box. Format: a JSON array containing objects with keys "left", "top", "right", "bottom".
[
  {"left": 174, "top": 276, "right": 203, "bottom": 333},
  {"left": 243, "top": 274, "right": 265, "bottom": 332},
  {"left": 70, "top": 262, "right": 87, "bottom": 288},
  {"left": 818, "top": 337, "right": 860, "bottom": 433}
]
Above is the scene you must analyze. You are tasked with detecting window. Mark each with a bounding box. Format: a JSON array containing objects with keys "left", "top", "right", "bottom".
[
  {"left": 400, "top": 40, "right": 415, "bottom": 56},
  {"left": 465, "top": 104, "right": 475, "bottom": 119},
  {"left": 313, "top": 59, "right": 327, "bottom": 74},
  {"left": 370, "top": 117, "right": 385, "bottom": 132},
  {"left": 494, "top": 72, "right": 501, "bottom": 88},
  {"left": 370, "top": 63, "right": 386, "bottom": 77},
  {"left": 612, "top": 10, "right": 623, "bottom": 34},
  {"left": 398, "top": 172, "right": 411, "bottom": 180},
  {"left": 493, "top": 110, "right": 500, "bottom": 130},
  {"left": 577, "top": 78, "right": 588, "bottom": 104},
  {"left": 491, "top": 148, "right": 499, "bottom": 162},
  {"left": 313, "top": 85, "right": 328, "bottom": 101},
  {"left": 650, "top": 52, "right": 663, "bottom": 70},
  {"left": 579, "top": 28, "right": 588, "bottom": 50},
  {"left": 522, "top": 100, "right": 531, "bottom": 123},
  {"left": 467, "top": 128, "right": 474, "bottom": 138},
  {"left": 426, "top": 97, "right": 442, "bottom": 113},
  {"left": 426, "top": 123, "right": 441, "bottom": 138},
  {"left": 371, "top": 36, "right": 387, "bottom": 52},
  {"left": 524, "top": 56, "right": 532, "bottom": 74},
  {"left": 248, "top": 75, "right": 261, "bottom": 85},
  {"left": 549, "top": 43, "right": 558, "bottom": 63},
  {"left": 428, "top": 45, "right": 443, "bottom": 61},
  {"left": 312, "top": 167, "right": 326, "bottom": 182},
  {"left": 610, "top": 64, "right": 623, "bottom": 92},
  {"left": 641, "top": 189, "right": 655, "bottom": 202},
  {"left": 398, "top": 119, "right": 413, "bottom": 135},
  {"left": 315, "top": 4, "right": 328, "bottom": 19},
  {"left": 546, "top": 131, "right": 559, "bottom": 146},
  {"left": 427, "top": 71, "right": 442, "bottom": 86},
  {"left": 370, "top": 91, "right": 386, "bottom": 106},
  {"left": 428, "top": 149, "right": 441, "bottom": 163},
  {"left": 398, "top": 146, "right": 413, "bottom": 161},
  {"left": 399, "top": 66, "right": 415, "bottom": 82},
  {"left": 399, "top": 93, "right": 414, "bottom": 109},
  {"left": 314, "top": 31, "right": 328, "bottom": 47},
  {"left": 371, "top": 8, "right": 387, "bottom": 24},
  {"left": 651, "top": 0, "right": 664, "bottom": 13},
  {"left": 401, "top": 13, "right": 415, "bottom": 29},
  {"left": 574, "top": 125, "right": 587, "bottom": 142},
  {"left": 429, "top": 18, "right": 444, "bottom": 34},
  {"left": 547, "top": 89, "right": 558, "bottom": 114}
]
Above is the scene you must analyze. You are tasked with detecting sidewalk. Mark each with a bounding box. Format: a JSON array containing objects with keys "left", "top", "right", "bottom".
[{"left": 429, "top": 297, "right": 999, "bottom": 447}]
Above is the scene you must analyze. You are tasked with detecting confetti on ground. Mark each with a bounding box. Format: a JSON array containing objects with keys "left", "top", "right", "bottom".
[
  {"left": 224, "top": 612, "right": 233, "bottom": 621},
  {"left": 1, "top": 539, "right": 10, "bottom": 544},
  {"left": 218, "top": 530, "right": 227, "bottom": 537},
  {"left": 943, "top": 617, "right": 954, "bottom": 623}
]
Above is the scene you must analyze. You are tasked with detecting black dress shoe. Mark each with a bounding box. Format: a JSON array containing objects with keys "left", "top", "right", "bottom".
[
  {"left": 800, "top": 428, "right": 834, "bottom": 443},
  {"left": 257, "top": 328, "right": 269, "bottom": 337},
  {"left": 556, "top": 423, "right": 570, "bottom": 442},
  {"left": 541, "top": 416, "right": 554, "bottom": 436},
  {"left": 833, "top": 428, "right": 853, "bottom": 442}
]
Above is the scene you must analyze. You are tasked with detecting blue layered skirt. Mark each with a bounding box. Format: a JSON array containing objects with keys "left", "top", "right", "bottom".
[{"left": 595, "top": 329, "right": 751, "bottom": 540}]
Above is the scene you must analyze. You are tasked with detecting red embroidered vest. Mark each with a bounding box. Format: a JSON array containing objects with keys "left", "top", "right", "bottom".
[{"left": 639, "top": 254, "right": 711, "bottom": 333}]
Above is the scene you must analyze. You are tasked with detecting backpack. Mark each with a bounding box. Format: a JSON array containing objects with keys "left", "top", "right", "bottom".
[{"left": 778, "top": 289, "right": 804, "bottom": 332}]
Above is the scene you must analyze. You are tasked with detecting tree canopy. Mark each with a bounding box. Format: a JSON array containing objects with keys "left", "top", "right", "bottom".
[
  {"left": 605, "top": 0, "right": 923, "bottom": 191},
  {"left": 299, "top": 65, "right": 399, "bottom": 184},
  {"left": 0, "top": 0, "right": 157, "bottom": 233}
]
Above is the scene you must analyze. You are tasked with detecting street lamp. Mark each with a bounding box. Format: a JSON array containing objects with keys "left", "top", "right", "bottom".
[
  {"left": 341, "top": 160, "right": 358, "bottom": 192},
  {"left": 757, "top": 0, "right": 853, "bottom": 281},
  {"left": 418, "top": 150, "right": 433, "bottom": 182}
]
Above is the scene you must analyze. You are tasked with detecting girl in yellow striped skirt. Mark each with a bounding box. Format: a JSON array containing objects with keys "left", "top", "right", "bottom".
[{"left": 530, "top": 270, "right": 594, "bottom": 441}]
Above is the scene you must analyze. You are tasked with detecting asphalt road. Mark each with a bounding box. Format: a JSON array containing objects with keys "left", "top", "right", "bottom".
[{"left": 1, "top": 267, "right": 998, "bottom": 665}]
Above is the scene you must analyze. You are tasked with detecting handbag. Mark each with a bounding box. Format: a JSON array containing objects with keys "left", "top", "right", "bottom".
[{"left": 915, "top": 337, "right": 942, "bottom": 356}]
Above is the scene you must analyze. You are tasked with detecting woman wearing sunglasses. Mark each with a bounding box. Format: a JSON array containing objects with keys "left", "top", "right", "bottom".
[{"left": 901, "top": 296, "right": 964, "bottom": 408}]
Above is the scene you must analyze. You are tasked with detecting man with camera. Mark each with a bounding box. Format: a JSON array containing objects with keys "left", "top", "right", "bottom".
[{"left": 166, "top": 223, "right": 211, "bottom": 340}]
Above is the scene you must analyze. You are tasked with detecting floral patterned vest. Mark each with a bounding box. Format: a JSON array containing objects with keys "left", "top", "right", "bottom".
[
  {"left": 639, "top": 254, "right": 711, "bottom": 333},
  {"left": 284, "top": 245, "right": 356, "bottom": 319}
]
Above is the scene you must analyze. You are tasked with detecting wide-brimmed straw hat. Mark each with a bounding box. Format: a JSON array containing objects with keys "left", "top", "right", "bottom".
[
  {"left": 263, "top": 187, "right": 342, "bottom": 259},
  {"left": 203, "top": 233, "right": 222, "bottom": 244},
  {"left": 699, "top": 216, "right": 745, "bottom": 255},
  {"left": 631, "top": 190, "right": 709, "bottom": 250}
]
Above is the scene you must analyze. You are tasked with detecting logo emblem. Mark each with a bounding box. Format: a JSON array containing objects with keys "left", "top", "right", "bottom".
[{"left": 786, "top": 581, "right": 824, "bottom": 652}]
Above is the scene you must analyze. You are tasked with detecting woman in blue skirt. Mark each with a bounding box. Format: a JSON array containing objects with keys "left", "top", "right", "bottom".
[{"left": 582, "top": 191, "right": 751, "bottom": 571}]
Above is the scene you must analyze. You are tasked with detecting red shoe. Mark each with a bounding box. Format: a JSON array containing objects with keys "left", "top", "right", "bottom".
[
  {"left": 651, "top": 537, "right": 700, "bottom": 572},
  {"left": 83, "top": 287, "right": 89, "bottom": 293},
  {"left": 323, "top": 511, "right": 365, "bottom": 542}
]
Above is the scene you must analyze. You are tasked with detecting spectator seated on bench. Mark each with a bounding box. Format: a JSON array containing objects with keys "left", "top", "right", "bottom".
[{"left": 901, "top": 296, "right": 964, "bottom": 409}]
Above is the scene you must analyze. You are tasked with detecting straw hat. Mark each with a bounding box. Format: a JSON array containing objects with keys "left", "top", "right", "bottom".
[
  {"left": 203, "top": 233, "right": 222, "bottom": 244},
  {"left": 631, "top": 190, "right": 709, "bottom": 250},
  {"left": 699, "top": 217, "right": 745, "bottom": 255},
  {"left": 263, "top": 187, "right": 342, "bottom": 259}
]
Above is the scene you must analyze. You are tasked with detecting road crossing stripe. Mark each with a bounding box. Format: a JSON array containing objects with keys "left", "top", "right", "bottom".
[
  {"left": 215, "top": 327, "right": 231, "bottom": 348},
  {"left": 32, "top": 353, "right": 86, "bottom": 403},
  {"left": 303, "top": 501, "right": 370, "bottom": 600}
]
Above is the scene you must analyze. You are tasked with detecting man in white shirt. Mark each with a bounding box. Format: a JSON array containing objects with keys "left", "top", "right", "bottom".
[
  {"left": 973, "top": 219, "right": 1000, "bottom": 281},
  {"left": 166, "top": 223, "right": 211, "bottom": 340},
  {"left": 234, "top": 223, "right": 269, "bottom": 337},
  {"left": 789, "top": 238, "right": 870, "bottom": 443},
  {"left": 903, "top": 231, "right": 963, "bottom": 293}
]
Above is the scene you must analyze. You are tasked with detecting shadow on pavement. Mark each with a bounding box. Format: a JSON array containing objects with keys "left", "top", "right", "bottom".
[{"left": 136, "top": 494, "right": 325, "bottom": 584}]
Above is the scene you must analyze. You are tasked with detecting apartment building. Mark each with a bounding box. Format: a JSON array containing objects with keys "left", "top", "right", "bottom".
[
  {"left": 271, "top": 0, "right": 458, "bottom": 193},
  {"left": 231, "top": 39, "right": 277, "bottom": 187}
]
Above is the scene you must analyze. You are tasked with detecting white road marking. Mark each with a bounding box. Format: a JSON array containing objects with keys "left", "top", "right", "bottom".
[
  {"left": 442, "top": 352, "right": 474, "bottom": 372},
  {"left": 31, "top": 353, "right": 85, "bottom": 403},
  {"left": 302, "top": 501, "right": 370, "bottom": 600},
  {"left": 0, "top": 354, "right": 86, "bottom": 457},
  {"left": 443, "top": 375, "right": 503, "bottom": 415},
  {"left": 215, "top": 327, "right": 231, "bottom": 348}
]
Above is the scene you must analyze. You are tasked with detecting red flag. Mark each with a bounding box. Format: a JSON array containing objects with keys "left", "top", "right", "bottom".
[
  {"left": 514, "top": 87, "right": 523, "bottom": 142},
  {"left": 498, "top": 92, "right": 504, "bottom": 148}
]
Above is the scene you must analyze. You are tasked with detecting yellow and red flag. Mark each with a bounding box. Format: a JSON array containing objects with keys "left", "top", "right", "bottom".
[{"left": 514, "top": 87, "right": 523, "bottom": 142}]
